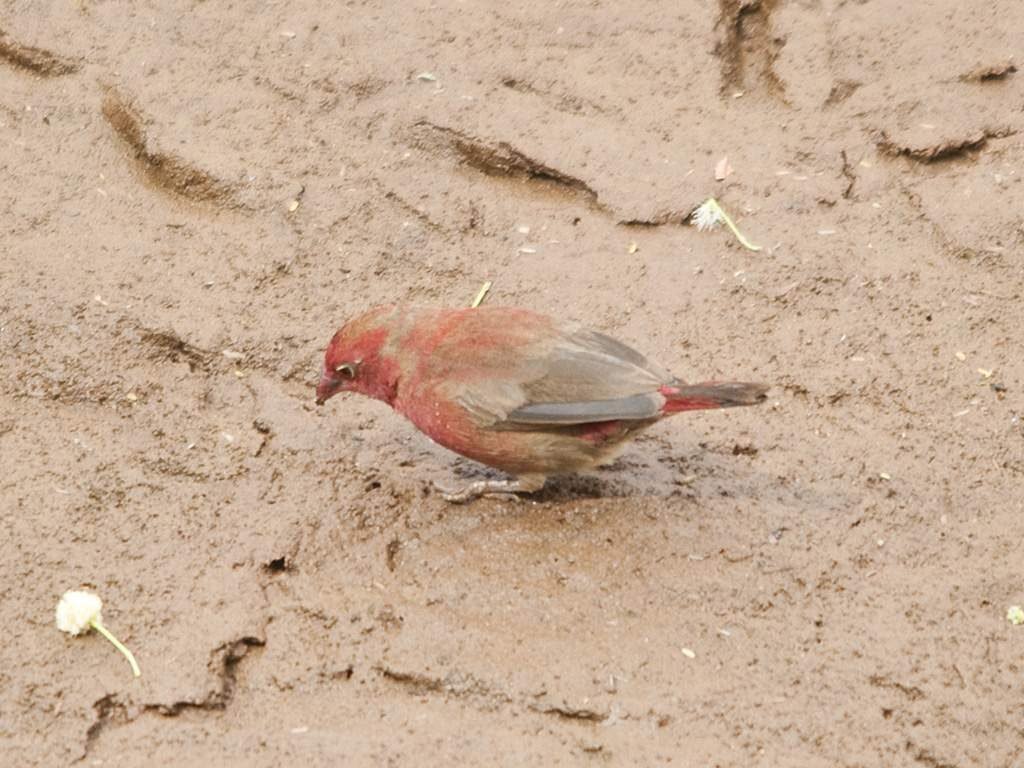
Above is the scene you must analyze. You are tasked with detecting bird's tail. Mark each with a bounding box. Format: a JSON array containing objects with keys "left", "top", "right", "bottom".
[{"left": 661, "top": 381, "right": 768, "bottom": 413}]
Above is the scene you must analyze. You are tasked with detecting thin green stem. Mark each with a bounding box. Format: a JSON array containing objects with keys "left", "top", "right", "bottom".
[
  {"left": 471, "top": 281, "right": 493, "bottom": 308},
  {"left": 709, "top": 198, "right": 762, "bottom": 252},
  {"left": 90, "top": 619, "right": 141, "bottom": 678}
]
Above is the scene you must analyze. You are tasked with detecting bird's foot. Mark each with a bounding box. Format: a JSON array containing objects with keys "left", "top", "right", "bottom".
[{"left": 433, "top": 474, "right": 546, "bottom": 504}]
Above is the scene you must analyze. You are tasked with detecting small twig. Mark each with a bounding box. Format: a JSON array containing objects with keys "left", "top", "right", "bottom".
[{"left": 471, "top": 281, "right": 492, "bottom": 308}]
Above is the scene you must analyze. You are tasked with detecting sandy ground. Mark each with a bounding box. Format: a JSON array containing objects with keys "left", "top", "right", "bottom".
[{"left": 3, "top": 1, "right": 1024, "bottom": 765}]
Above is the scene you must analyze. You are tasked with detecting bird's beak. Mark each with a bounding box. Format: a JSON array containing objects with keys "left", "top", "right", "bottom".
[{"left": 315, "top": 372, "right": 339, "bottom": 406}]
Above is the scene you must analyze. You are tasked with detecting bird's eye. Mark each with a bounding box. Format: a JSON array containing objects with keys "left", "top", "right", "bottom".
[{"left": 334, "top": 363, "right": 357, "bottom": 379}]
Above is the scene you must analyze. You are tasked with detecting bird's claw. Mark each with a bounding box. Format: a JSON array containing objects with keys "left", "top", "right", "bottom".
[
  {"left": 432, "top": 481, "right": 469, "bottom": 503},
  {"left": 481, "top": 492, "right": 521, "bottom": 503},
  {"left": 432, "top": 478, "right": 541, "bottom": 504}
]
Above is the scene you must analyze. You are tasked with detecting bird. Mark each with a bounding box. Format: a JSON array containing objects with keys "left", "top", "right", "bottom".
[{"left": 315, "top": 305, "right": 767, "bottom": 502}]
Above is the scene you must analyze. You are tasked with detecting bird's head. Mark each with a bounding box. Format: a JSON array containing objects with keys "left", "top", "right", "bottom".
[{"left": 315, "top": 306, "right": 400, "bottom": 406}]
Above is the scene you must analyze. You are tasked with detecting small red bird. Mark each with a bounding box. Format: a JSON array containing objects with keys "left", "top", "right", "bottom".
[{"left": 316, "top": 305, "right": 767, "bottom": 501}]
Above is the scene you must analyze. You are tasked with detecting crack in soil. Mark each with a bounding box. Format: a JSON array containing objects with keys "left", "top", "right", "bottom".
[
  {"left": 869, "top": 674, "right": 925, "bottom": 701},
  {"left": 78, "top": 694, "right": 130, "bottom": 762},
  {"left": 906, "top": 740, "right": 959, "bottom": 768},
  {"left": 618, "top": 211, "right": 689, "bottom": 228},
  {"left": 714, "top": 0, "right": 787, "bottom": 101},
  {"left": 958, "top": 60, "right": 1017, "bottom": 83},
  {"left": 138, "top": 328, "right": 212, "bottom": 372},
  {"left": 376, "top": 665, "right": 615, "bottom": 725},
  {"left": 500, "top": 76, "right": 609, "bottom": 117},
  {"left": 412, "top": 121, "right": 607, "bottom": 210},
  {"left": 375, "top": 665, "right": 513, "bottom": 709},
  {"left": 839, "top": 150, "right": 857, "bottom": 200},
  {"left": 410, "top": 121, "right": 706, "bottom": 229},
  {"left": 896, "top": 181, "right": 1007, "bottom": 263},
  {"left": 0, "top": 28, "right": 79, "bottom": 76},
  {"left": 380, "top": 186, "right": 452, "bottom": 234},
  {"left": 529, "top": 703, "right": 608, "bottom": 724},
  {"left": 877, "top": 127, "right": 1017, "bottom": 163},
  {"left": 385, "top": 537, "right": 401, "bottom": 572},
  {"left": 824, "top": 79, "right": 861, "bottom": 107},
  {"left": 144, "top": 636, "right": 265, "bottom": 716},
  {"left": 79, "top": 635, "right": 265, "bottom": 760},
  {"left": 101, "top": 87, "right": 243, "bottom": 206}
]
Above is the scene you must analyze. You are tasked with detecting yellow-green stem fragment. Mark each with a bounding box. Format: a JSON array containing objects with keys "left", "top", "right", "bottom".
[
  {"left": 471, "top": 281, "right": 493, "bottom": 308},
  {"left": 90, "top": 619, "right": 141, "bottom": 678},
  {"left": 709, "top": 198, "right": 762, "bottom": 252}
]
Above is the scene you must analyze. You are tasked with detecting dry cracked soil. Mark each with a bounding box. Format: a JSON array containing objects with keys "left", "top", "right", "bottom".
[{"left": 2, "top": 1, "right": 1024, "bottom": 766}]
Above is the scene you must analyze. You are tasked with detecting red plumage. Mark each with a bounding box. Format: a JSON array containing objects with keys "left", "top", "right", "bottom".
[{"left": 316, "top": 305, "right": 767, "bottom": 500}]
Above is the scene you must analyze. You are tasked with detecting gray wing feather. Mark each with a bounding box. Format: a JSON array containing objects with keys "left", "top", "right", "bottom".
[
  {"left": 518, "top": 327, "right": 670, "bottom": 403},
  {"left": 505, "top": 326, "right": 671, "bottom": 425},
  {"left": 507, "top": 392, "right": 665, "bottom": 425},
  {"left": 446, "top": 320, "right": 675, "bottom": 428}
]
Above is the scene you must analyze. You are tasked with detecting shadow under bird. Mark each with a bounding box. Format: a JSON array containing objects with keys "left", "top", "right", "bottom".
[{"left": 316, "top": 305, "right": 767, "bottom": 501}]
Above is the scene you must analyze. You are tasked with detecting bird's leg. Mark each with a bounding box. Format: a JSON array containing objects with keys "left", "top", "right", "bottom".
[{"left": 434, "top": 474, "right": 546, "bottom": 503}]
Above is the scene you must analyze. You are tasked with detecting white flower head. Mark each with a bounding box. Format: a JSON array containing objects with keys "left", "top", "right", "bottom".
[
  {"left": 689, "top": 197, "right": 762, "bottom": 252},
  {"left": 55, "top": 589, "right": 141, "bottom": 677},
  {"left": 56, "top": 590, "right": 103, "bottom": 636},
  {"left": 691, "top": 199, "right": 724, "bottom": 231},
  {"left": 1008, "top": 605, "right": 1024, "bottom": 626}
]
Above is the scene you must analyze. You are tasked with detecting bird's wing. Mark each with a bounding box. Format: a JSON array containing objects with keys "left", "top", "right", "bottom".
[
  {"left": 505, "top": 392, "right": 664, "bottom": 424},
  {"left": 433, "top": 319, "right": 673, "bottom": 427}
]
